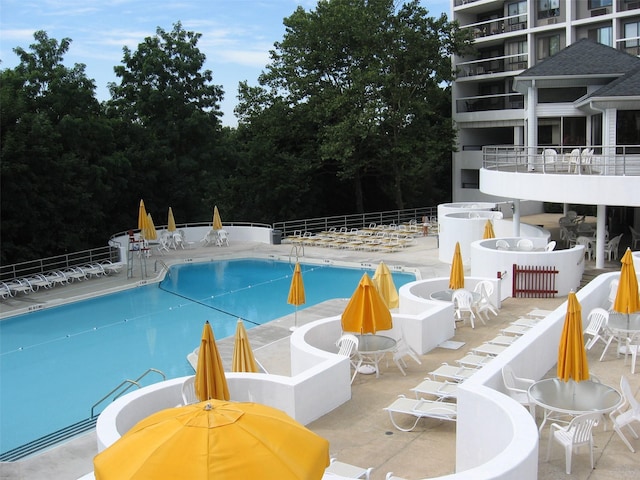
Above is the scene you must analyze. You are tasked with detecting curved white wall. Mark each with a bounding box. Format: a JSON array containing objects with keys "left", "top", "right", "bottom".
[{"left": 469, "top": 239, "right": 585, "bottom": 299}]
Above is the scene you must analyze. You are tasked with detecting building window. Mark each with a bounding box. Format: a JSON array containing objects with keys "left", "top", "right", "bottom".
[
  {"left": 617, "top": 111, "right": 640, "bottom": 145},
  {"left": 507, "top": 1, "right": 527, "bottom": 26},
  {"left": 537, "top": 35, "right": 561, "bottom": 59},
  {"left": 625, "top": 21, "right": 640, "bottom": 48},
  {"left": 461, "top": 169, "right": 480, "bottom": 189},
  {"left": 588, "top": 0, "right": 612, "bottom": 9},
  {"left": 588, "top": 26, "right": 612, "bottom": 46},
  {"left": 538, "top": 0, "right": 560, "bottom": 19}
]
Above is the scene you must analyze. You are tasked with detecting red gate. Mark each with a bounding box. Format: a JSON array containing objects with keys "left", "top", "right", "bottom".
[{"left": 512, "top": 264, "right": 558, "bottom": 298}]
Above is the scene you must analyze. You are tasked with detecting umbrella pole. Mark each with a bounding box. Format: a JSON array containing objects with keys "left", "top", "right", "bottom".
[{"left": 290, "top": 307, "right": 298, "bottom": 332}]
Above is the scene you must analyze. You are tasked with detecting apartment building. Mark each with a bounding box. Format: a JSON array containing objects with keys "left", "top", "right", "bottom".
[{"left": 450, "top": 0, "right": 640, "bottom": 212}]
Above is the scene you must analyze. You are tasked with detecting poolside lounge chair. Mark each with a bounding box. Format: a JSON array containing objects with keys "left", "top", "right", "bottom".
[
  {"left": 62, "top": 267, "right": 87, "bottom": 282},
  {"left": 411, "top": 379, "right": 459, "bottom": 400},
  {"left": 456, "top": 353, "right": 493, "bottom": 368},
  {"left": 0, "top": 282, "right": 14, "bottom": 299},
  {"left": 384, "top": 395, "right": 457, "bottom": 431},
  {"left": 324, "top": 457, "right": 373, "bottom": 479},
  {"left": 428, "top": 363, "right": 479, "bottom": 382},
  {"left": 4, "top": 278, "right": 34, "bottom": 295},
  {"left": 22, "top": 274, "right": 52, "bottom": 290},
  {"left": 98, "top": 261, "right": 125, "bottom": 275}
]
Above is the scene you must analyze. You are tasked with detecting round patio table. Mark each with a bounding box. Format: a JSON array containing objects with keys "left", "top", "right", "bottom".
[
  {"left": 528, "top": 378, "right": 622, "bottom": 432},
  {"left": 429, "top": 289, "right": 480, "bottom": 303},
  {"left": 355, "top": 334, "right": 396, "bottom": 377},
  {"left": 606, "top": 313, "right": 640, "bottom": 356}
]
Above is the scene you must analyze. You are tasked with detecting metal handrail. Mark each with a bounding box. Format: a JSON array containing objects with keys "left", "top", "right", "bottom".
[{"left": 91, "top": 368, "right": 165, "bottom": 417}]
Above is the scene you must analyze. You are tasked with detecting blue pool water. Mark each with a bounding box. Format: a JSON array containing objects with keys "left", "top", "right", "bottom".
[{"left": 0, "top": 258, "right": 414, "bottom": 454}]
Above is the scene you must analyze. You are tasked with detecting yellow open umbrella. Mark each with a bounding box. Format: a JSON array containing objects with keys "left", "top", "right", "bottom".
[
  {"left": 372, "top": 261, "right": 399, "bottom": 309},
  {"left": 613, "top": 247, "right": 640, "bottom": 316},
  {"left": 341, "top": 273, "right": 392, "bottom": 334},
  {"left": 93, "top": 399, "right": 330, "bottom": 479},
  {"left": 137, "top": 200, "right": 147, "bottom": 237},
  {"left": 145, "top": 213, "right": 157, "bottom": 241},
  {"left": 167, "top": 207, "right": 176, "bottom": 232},
  {"left": 195, "top": 321, "right": 229, "bottom": 401},
  {"left": 287, "top": 263, "right": 306, "bottom": 330},
  {"left": 483, "top": 220, "right": 496, "bottom": 239},
  {"left": 449, "top": 242, "right": 465, "bottom": 290},
  {"left": 232, "top": 319, "right": 258, "bottom": 373},
  {"left": 213, "top": 205, "right": 223, "bottom": 231},
  {"left": 557, "top": 292, "right": 590, "bottom": 382}
]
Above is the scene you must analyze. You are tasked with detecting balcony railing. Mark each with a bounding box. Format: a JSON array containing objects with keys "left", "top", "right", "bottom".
[
  {"left": 483, "top": 145, "right": 640, "bottom": 176},
  {"left": 456, "top": 93, "right": 524, "bottom": 113},
  {"left": 463, "top": 13, "right": 529, "bottom": 40},
  {"left": 616, "top": 35, "right": 640, "bottom": 56},
  {"left": 457, "top": 53, "right": 528, "bottom": 77}
]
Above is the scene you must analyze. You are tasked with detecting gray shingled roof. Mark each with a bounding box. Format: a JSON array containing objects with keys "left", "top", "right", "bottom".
[
  {"left": 520, "top": 38, "right": 640, "bottom": 77},
  {"left": 589, "top": 65, "right": 640, "bottom": 98}
]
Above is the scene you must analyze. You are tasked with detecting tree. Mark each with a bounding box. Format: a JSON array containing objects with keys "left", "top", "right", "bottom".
[
  {"left": 106, "top": 23, "right": 224, "bottom": 221},
  {"left": 247, "top": 0, "right": 471, "bottom": 212}
]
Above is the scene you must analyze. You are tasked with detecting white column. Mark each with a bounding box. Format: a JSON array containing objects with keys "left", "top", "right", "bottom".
[
  {"left": 512, "top": 199, "right": 521, "bottom": 236},
  {"left": 596, "top": 204, "right": 607, "bottom": 269},
  {"left": 526, "top": 83, "right": 537, "bottom": 171}
]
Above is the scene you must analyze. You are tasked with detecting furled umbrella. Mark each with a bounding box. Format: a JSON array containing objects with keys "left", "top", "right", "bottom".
[
  {"left": 93, "top": 399, "right": 330, "bottom": 479},
  {"left": 612, "top": 247, "right": 640, "bottom": 331},
  {"left": 232, "top": 319, "right": 258, "bottom": 373},
  {"left": 137, "top": 200, "right": 148, "bottom": 238},
  {"left": 167, "top": 207, "right": 177, "bottom": 232},
  {"left": 557, "top": 292, "right": 590, "bottom": 382},
  {"left": 195, "top": 321, "right": 229, "bottom": 401},
  {"left": 372, "top": 261, "right": 399, "bottom": 309},
  {"left": 341, "top": 273, "right": 392, "bottom": 334},
  {"left": 483, "top": 220, "right": 496, "bottom": 239},
  {"left": 145, "top": 213, "right": 158, "bottom": 241},
  {"left": 449, "top": 242, "right": 465, "bottom": 290},
  {"left": 287, "top": 262, "right": 306, "bottom": 330},
  {"left": 213, "top": 205, "right": 223, "bottom": 231}
]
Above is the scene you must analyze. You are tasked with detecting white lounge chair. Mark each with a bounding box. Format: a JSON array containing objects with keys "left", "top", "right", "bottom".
[
  {"left": 22, "top": 274, "right": 52, "bottom": 290},
  {"left": 384, "top": 395, "right": 457, "bottom": 431},
  {"left": 4, "top": 278, "right": 34, "bottom": 295},
  {"left": 324, "top": 457, "right": 372, "bottom": 480},
  {"left": 98, "top": 261, "right": 125, "bottom": 275},
  {"left": 411, "top": 379, "right": 459, "bottom": 400},
  {"left": 455, "top": 353, "right": 493, "bottom": 368},
  {"left": 0, "top": 282, "right": 14, "bottom": 299},
  {"left": 428, "top": 363, "right": 479, "bottom": 382}
]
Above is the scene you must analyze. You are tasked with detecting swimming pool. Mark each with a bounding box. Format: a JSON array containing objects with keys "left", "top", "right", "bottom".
[{"left": 0, "top": 258, "right": 414, "bottom": 455}]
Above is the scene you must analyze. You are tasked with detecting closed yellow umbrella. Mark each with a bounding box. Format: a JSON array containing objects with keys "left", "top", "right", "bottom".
[
  {"left": 232, "top": 319, "right": 258, "bottom": 373},
  {"left": 137, "top": 200, "right": 147, "bottom": 237},
  {"left": 93, "top": 399, "right": 330, "bottom": 479},
  {"left": 167, "top": 207, "right": 176, "bottom": 232},
  {"left": 613, "top": 247, "right": 640, "bottom": 315},
  {"left": 557, "top": 292, "right": 590, "bottom": 382},
  {"left": 449, "top": 242, "right": 465, "bottom": 290},
  {"left": 373, "top": 261, "right": 399, "bottom": 309},
  {"left": 483, "top": 220, "right": 496, "bottom": 239},
  {"left": 195, "top": 321, "right": 229, "bottom": 401},
  {"left": 145, "top": 213, "right": 157, "bottom": 241},
  {"left": 341, "top": 273, "right": 392, "bottom": 334},
  {"left": 213, "top": 205, "right": 223, "bottom": 231},
  {"left": 287, "top": 262, "right": 306, "bottom": 330}
]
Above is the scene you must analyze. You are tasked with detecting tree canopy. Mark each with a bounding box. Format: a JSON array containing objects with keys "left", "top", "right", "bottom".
[{"left": 1, "top": 3, "right": 470, "bottom": 265}]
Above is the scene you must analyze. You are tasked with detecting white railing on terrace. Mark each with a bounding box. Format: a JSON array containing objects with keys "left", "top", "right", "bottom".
[
  {"left": 272, "top": 207, "right": 438, "bottom": 238},
  {"left": 456, "top": 92, "right": 525, "bottom": 113},
  {"left": 483, "top": 145, "right": 640, "bottom": 176},
  {"left": 456, "top": 53, "right": 528, "bottom": 78},
  {"left": 462, "top": 13, "right": 529, "bottom": 39}
]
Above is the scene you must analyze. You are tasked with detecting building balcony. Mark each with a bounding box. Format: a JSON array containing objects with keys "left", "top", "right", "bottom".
[
  {"left": 456, "top": 93, "right": 524, "bottom": 113},
  {"left": 457, "top": 54, "right": 528, "bottom": 78}
]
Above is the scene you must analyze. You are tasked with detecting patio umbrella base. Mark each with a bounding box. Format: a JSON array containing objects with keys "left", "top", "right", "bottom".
[{"left": 358, "top": 365, "right": 377, "bottom": 375}]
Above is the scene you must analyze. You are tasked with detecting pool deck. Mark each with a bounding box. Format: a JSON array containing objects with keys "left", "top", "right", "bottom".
[{"left": 1, "top": 214, "right": 639, "bottom": 480}]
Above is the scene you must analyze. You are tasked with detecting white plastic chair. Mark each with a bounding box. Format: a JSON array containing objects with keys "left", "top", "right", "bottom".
[
  {"left": 584, "top": 308, "right": 610, "bottom": 350},
  {"left": 542, "top": 148, "right": 558, "bottom": 172},
  {"left": 624, "top": 332, "right": 640, "bottom": 374},
  {"left": 630, "top": 225, "right": 640, "bottom": 250},
  {"left": 501, "top": 365, "right": 535, "bottom": 413},
  {"left": 604, "top": 233, "right": 624, "bottom": 261},
  {"left": 576, "top": 236, "right": 593, "bottom": 260},
  {"left": 181, "top": 376, "right": 197, "bottom": 405},
  {"left": 388, "top": 337, "right": 422, "bottom": 376},
  {"left": 546, "top": 411, "right": 601, "bottom": 474},
  {"left": 496, "top": 239, "right": 510, "bottom": 250},
  {"left": 325, "top": 457, "right": 373, "bottom": 480},
  {"left": 452, "top": 289, "right": 481, "bottom": 328},
  {"left": 336, "top": 334, "right": 361, "bottom": 384},
  {"left": 473, "top": 281, "right": 498, "bottom": 321},
  {"left": 545, "top": 240, "right": 556, "bottom": 251},
  {"left": 216, "top": 230, "right": 230, "bottom": 246},
  {"left": 610, "top": 376, "right": 640, "bottom": 452},
  {"left": 516, "top": 238, "right": 534, "bottom": 251}
]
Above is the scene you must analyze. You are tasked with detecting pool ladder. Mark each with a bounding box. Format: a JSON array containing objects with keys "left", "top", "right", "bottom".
[
  {"left": 91, "top": 368, "right": 166, "bottom": 418},
  {"left": 290, "top": 244, "right": 304, "bottom": 263}
]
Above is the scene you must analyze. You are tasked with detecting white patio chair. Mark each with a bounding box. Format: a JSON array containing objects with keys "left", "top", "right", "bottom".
[
  {"left": 567, "top": 148, "right": 581, "bottom": 173},
  {"left": 546, "top": 411, "right": 601, "bottom": 474},
  {"left": 604, "top": 233, "right": 624, "bottom": 261},
  {"left": 624, "top": 332, "right": 640, "bottom": 374},
  {"left": 387, "top": 336, "right": 421, "bottom": 376},
  {"left": 610, "top": 376, "right": 640, "bottom": 452},
  {"left": 516, "top": 238, "right": 534, "bottom": 251},
  {"left": 545, "top": 240, "right": 556, "bottom": 251},
  {"left": 495, "top": 239, "right": 510, "bottom": 250},
  {"left": 584, "top": 308, "right": 610, "bottom": 350},
  {"left": 336, "top": 334, "right": 361, "bottom": 384},
  {"left": 576, "top": 236, "right": 593, "bottom": 260},
  {"left": 542, "top": 148, "right": 558, "bottom": 172},
  {"left": 501, "top": 364, "right": 535, "bottom": 413},
  {"left": 473, "top": 280, "right": 498, "bottom": 321},
  {"left": 181, "top": 376, "right": 197, "bottom": 405},
  {"left": 452, "top": 289, "right": 481, "bottom": 328},
  {"left": 216, "top": 230, "right": 230, "bottom": 246}
]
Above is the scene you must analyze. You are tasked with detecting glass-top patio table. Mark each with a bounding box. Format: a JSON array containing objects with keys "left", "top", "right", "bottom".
[
  {"left": 528, "top": 378, "right": 622, "bottom": 432},
  {"left": 429, "top": 289, "right": 480, "bottom": 303},
  {"left": 355, "top": 334, "right": 396, "bottom": 378}
]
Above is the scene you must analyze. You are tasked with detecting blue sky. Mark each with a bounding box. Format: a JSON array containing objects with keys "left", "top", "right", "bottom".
[{"left": 1, "top": 0, "right": 449, "bottom": 126}]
